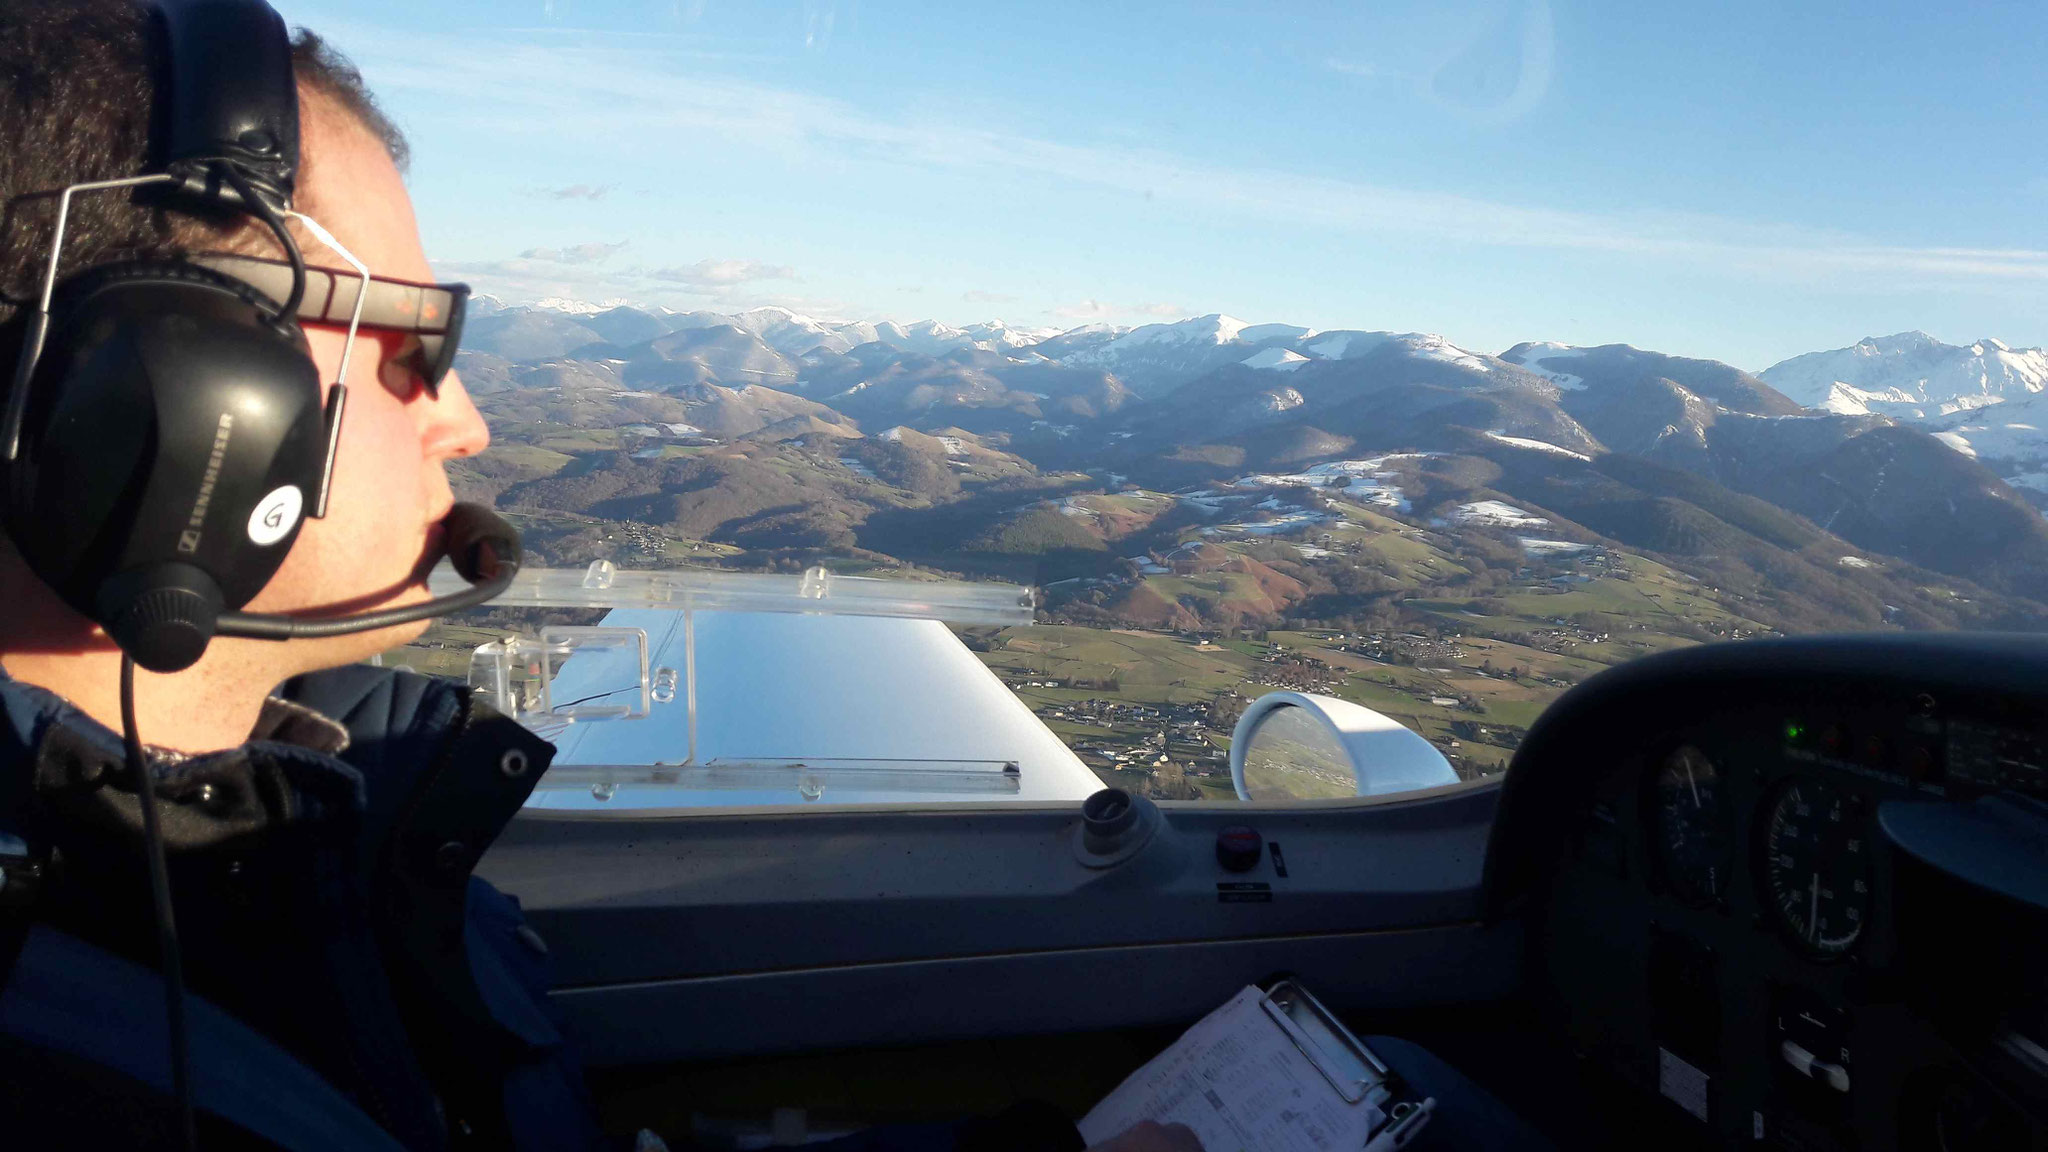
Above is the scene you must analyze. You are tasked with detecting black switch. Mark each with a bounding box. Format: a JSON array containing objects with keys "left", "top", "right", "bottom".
[{"left": 1217, "top": 826, "right": 1263, "bottom": 873}]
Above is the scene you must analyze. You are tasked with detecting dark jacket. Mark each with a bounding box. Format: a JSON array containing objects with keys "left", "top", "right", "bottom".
[{"left": 0, "top": 663, "right": 606, "bottom": 1151}]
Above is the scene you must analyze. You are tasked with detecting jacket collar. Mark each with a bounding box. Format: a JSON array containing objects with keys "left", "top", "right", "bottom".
[{"left": 0, "top": 670, "right": 372, "bottom": 853}]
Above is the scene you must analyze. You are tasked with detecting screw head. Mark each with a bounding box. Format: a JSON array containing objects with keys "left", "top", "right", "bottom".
[
  {"left": 499, "top": 749, "right": 529, "bottom": 779},
  {"left": 434, "top": 841, "right": 468, "bottom": 875}
]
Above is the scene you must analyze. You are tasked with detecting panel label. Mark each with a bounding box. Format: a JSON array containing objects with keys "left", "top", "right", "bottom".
[
  {"left": 1217, "top": 882, "right": 1272, "bottom": 904},
  {"left": 1658, "top": 1048, "right": 1710, "bottom": 1123}
]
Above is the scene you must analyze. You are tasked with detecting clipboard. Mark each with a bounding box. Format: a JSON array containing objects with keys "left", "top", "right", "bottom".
[
  {"left": 1259, "top": 979, "right": 1436, "bottom": 1151},
  {"left": 1077, "top": 979, "right": 1437, "bottom": 1151}
]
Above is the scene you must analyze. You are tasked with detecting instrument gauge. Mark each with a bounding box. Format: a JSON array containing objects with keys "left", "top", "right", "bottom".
[
  {"left": 1761, "top": 778, "right": 1871, "bottom": 958},
  {"left": 1650, "top": 745, "right": 1731, "bottom": 905}
]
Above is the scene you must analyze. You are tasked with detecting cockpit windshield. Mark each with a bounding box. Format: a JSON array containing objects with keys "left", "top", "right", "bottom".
[{"left": 343, "top": 0, "right": 2048, "bottom": 808}]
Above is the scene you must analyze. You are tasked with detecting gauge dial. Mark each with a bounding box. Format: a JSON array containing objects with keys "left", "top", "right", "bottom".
[
  {"left": 1650, "top": 745, "right": 1731, "bottom": 905},
  {"left": 1761, "top": 779, "right": 1871, "bottom": 957}
]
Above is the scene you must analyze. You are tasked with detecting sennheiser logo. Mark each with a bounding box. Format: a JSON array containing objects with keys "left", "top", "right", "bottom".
[{"left": 177, "top": 413, "right": 235, "bottom": 554}]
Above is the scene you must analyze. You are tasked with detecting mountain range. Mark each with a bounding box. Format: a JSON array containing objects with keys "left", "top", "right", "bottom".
[{"left": 451, "top": 297, "right": 2048, "bottom": 640}]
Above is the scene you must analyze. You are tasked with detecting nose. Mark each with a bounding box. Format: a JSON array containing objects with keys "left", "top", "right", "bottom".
[{"left": 422, "top": 368, "right": 491, "bottom": 460}]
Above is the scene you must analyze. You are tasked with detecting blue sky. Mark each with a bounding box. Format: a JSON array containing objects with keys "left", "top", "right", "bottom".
[{"left": 289, "top": 0, "right": 2048, "bottom": 370}]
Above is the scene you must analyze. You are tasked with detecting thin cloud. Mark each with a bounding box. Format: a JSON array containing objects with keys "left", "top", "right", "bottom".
[
  {"left": 433, "top": 257, "right": 831, "bottom": 315},
  {"left": 1054, "top": 300, "right": 1186, "bottom": 321},
  {"left": 343, "top": 20, "right": 2048, "bottom": 290},
  {"left": 518, "top": 240, "right": 629, "bottom": 264},
  {"left": 1323, "top": 58, "right": 1395, "bottom": 79},
  {"left": 524, "top": 183, "right": 615, "bottom": 201},
  {"left": 962, "top": 289, "right": 1017, "bottom": 304},
  {"left": 653, "top": 258, "right": 799, "bottom": 289}
]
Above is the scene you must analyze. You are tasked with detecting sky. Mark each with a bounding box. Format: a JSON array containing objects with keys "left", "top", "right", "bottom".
[{"left": 288, "top": 0, "right": 2048, "bottom": 371}]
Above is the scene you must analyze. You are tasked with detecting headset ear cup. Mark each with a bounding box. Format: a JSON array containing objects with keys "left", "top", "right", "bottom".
[{"left": 5, "top": 260, "right": 327, "bottom": 669}]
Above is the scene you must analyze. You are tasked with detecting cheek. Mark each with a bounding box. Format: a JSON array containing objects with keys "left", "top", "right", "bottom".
[{"left": 263, "top": 347, "right": 434, "bottom": 588}]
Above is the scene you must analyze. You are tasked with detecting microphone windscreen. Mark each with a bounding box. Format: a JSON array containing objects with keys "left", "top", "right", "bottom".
[{"left": 443, "top": 503, "right": 521, "bottom": 584}]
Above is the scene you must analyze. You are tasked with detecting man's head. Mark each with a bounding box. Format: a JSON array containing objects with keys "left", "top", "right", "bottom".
[{"left": 0, "top": 1, "right": 489, "bottom": 684}]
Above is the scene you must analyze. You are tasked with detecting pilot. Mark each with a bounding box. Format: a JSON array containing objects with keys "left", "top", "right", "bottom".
[{"left": 0, "top": 4, "right": 1206, "bottom": 1150}]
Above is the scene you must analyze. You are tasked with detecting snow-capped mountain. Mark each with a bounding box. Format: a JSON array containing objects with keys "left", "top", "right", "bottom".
[
  {"left": 1761, "top": 331, "right": 2048, "bottom": 417},
  {"left": 1057, "top": 314, "right": 1268, "bottom": 395},
  {"left": 1761, "top": 332, "right": 2048, "bottom": 472}
]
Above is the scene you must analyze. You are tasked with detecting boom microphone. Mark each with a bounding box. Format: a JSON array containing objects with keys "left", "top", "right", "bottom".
[{"left": 213, "top": 502, "right": 521, "bottom": 640}]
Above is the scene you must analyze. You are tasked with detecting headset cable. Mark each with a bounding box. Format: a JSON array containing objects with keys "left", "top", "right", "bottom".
[{"left": 120, "top": 654, "right": 197, "bottom": 1151}]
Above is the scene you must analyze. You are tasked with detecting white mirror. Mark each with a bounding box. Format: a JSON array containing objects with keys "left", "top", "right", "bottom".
[
  {"left": 1240, "top": 704, "right": 1359, "bottom": 800},
  {"left": 1231, "top": 692, "right": 1459, "bottom": 801}
]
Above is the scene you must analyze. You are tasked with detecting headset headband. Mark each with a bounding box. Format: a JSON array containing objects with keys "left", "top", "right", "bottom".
[{"left": 154, "top": 0, "right": 301, "bottom": 213}]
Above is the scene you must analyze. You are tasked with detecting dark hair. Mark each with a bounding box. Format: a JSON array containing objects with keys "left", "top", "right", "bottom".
[{"left": 0, "top": 1, "right": 411, "bottom": 328}]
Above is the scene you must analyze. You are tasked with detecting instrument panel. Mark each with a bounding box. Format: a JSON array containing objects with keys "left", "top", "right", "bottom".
[
  {"left": 1485, "top": 636, "right": 2048, "bottom": 1152},
  {"left": 1643, "top": 735, "right": 1890, "bottom": 962}
]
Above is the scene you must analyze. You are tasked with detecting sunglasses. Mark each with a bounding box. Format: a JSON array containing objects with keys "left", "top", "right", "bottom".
[{"left": 190, "top": 253, "right": 470, "bottom": 397}]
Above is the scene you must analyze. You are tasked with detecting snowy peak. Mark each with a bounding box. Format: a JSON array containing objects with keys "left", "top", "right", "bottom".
[
  {"left": 1499, "top": 341, "right": 1589, "bottom": 389},
  {"left": 1081, "top": 314, "right": 1250, "bottom": 356},
  {"left": 1762, "top": 332, "right": 2048, "bottom": 410}
]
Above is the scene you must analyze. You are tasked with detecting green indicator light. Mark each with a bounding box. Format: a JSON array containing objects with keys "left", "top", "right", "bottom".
[{"left": 1784, "top": 721, "right": 1808, "bottom": 746}]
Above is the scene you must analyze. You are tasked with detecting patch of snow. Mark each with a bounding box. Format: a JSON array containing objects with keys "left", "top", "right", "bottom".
[
  {"left": 1519, "top": 538, "right": 1594, "bottom": 556},
  {"left": 1507, "top": 342, "right": 1588, "bottom": 390},
  {"left": 1837, "top": 556, "right": 1874, "bottom": 569},
  {"left": 1305, "top": 332, "right": 1395, "bottom": 360},
  {"left": 1932, "top": 431, "right": 1978, "bottom": 458},
  {"left": 1242, "top": 347, "right": 1310, "bottom": 372},
  {"left": 1399, "top": 333, "right": 1493, "bottom": 372},
  {"left": 1225, "top": 457, "right": 1418, "bottom": 513},
  {"left": 1454, "top": 500, "right": 1550, "bottom": 528},
  {"left": 935, "top": 436, "right": 969, "bottom": 456},
  {"left": 1484, "top": 431, "right": 1593, "bottom": 461},
  {"left": 1212, "top": 510, "right": 1332, "bottom": 535},
  {"left": 837, "top": 457, "right": 878, "bottom": 480},
  {"left": 1260, "top": 387, "right": 1306, "bottom": 413}
]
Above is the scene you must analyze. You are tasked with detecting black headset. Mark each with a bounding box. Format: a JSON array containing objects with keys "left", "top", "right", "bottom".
[{"left": 3, "top": 0, "right": 518, "bottom": 674}]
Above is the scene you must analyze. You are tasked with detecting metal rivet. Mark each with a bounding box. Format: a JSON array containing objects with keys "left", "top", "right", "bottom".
[
  {"left": 195, "top": 783, "right": 217, "bottom": 806},
  {"left": 434, "top": 841, "right": 468, "bottom": 875},
  {"left": 499, "top": 749, "right": 529, "bottom": 779},
  {"left": 238, "top": 128, "right": 276, "bottom": 154}
]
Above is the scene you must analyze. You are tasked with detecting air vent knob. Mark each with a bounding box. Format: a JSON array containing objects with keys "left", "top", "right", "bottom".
[{"left": 1216, "top": 826, "right": 1264, "bottom": 872}]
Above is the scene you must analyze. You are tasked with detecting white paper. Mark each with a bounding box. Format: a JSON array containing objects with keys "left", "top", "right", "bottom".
[{"left": 1079, "top": 986, "right": 1386, "bottom": 1152}]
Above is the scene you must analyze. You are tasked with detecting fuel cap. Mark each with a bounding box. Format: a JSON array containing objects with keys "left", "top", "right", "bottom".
[{"left": 1216, "top": 825, "right": 1264, "bottom": 872}]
